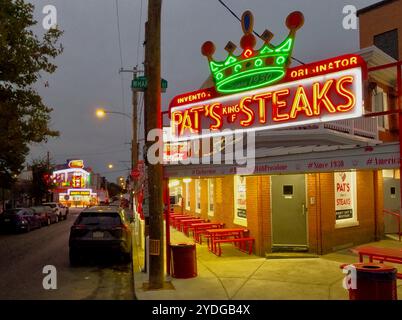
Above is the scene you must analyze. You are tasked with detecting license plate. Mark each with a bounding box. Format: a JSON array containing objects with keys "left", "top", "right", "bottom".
[{"left": 92, "top": 231, "right": 104, "bottom": 238}]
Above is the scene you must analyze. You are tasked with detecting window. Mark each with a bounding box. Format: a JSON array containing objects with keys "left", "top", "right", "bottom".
[
  {"left": 334, "top": 171, "right": 358, "bottom": 228},
  {"left": 371, "top": 86, "right": 389, "bottom": 130},
  {"left": 374, "top": 29, "right": 399, "bottom": 60},
  {"left": 185, "top": 182, "right": 190, "bottom": 210},
  {"left": 208, "top": 179, "right": 215, "bottom": 216},
  {"left": 233, "top": 175, "right": 247, "bottom": 227},
  {"left": 195, "top": 180, "right": 201, "bottom": 213}
]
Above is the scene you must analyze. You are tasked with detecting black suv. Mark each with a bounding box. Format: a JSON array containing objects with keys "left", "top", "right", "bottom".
[{"left": 69, "top": 206, "right": 133, "bottom": 265}]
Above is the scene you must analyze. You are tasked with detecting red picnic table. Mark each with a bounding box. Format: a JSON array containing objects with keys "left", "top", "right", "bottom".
[
  {"left": 179, "top": 218, "right": 205, "bottom": 234},
  {"left": 191, "top": 222, "right": 224, "bottom": 243},
  {"left": 171, "top": 215, "right": 194, "bottom": 229},
  {"left": 352, "top": 245, "right": 402, "bottom": 279},
  {"left": 206, "top": 228, "right": 253, "bottom": 256}
]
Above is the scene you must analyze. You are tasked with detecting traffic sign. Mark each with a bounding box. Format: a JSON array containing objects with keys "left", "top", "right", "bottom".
[
  {"left": 131, "top": 168, "right": 141, "bottom": 179},
  {"left": 131, "top": 77, "right": 168, "bottom": 92}
]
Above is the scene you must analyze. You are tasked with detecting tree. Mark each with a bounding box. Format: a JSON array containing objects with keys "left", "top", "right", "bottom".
[
  {"left": 29, "top": 158, "right": 55, "bottom": 205},
  {"left": 0, "top": 0, "right": 63, "bottom": 189}
]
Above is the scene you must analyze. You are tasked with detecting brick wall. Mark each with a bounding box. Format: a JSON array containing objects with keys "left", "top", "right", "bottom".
[
  {"left": 171, "top": 170, "right": 383, "bottom": 256},
  {"left": 359, "top": 0, "right": 402, "bottom": 60},
  {"left": 317, "top": 171, "right": 382, "bottom": 253}
]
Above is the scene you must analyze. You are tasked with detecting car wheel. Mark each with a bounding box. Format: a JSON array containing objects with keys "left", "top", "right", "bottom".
[
  {"left": 25, "top": 224, "right": 30, "bottom": 233},
  {"left": 69, "top": 250, "right": 80, "bottom": 266}
]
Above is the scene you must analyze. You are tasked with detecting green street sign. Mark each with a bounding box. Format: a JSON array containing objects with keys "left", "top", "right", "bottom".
[
  {"left": 132, "top": 76, "right": 147, "bottom": 91},
  {"left": 131, "top": 77, "right": 168, "bottom": 92}
]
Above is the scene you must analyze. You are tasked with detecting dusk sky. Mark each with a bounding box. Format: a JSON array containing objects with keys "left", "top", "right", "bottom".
[{"left": 28, "top": 0, "right": 380, "bottom": 181}]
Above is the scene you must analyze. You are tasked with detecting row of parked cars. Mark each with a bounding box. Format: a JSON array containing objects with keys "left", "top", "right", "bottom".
[{"left": 0, "top": 202, "right": 69, "bottom": 233}]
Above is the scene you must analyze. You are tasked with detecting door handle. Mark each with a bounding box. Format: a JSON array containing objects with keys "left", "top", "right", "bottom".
[{"left": 302, "top": 204, "right": 307, "bottom": 215}]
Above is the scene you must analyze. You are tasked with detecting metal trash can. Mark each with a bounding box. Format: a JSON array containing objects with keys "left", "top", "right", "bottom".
[
  {"left": 170, "top": 243, "right": 197, "bottom": 279},
  {"left": 342, "top": 263, "right": 397, "bottom": 300}
]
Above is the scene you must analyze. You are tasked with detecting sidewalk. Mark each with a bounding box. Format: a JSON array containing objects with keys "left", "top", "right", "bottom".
[{"left": 133, "top": 226, "right": 402, "bottom": 300}]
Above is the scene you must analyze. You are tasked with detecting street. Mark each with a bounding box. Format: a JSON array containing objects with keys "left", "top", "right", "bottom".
[{"left": 0, "top": 208, "right": 135, "bottom": 300}]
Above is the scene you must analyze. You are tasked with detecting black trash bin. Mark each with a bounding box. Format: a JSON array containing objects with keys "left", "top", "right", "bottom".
[{"left": 170, "top": 243, "right": 197, "bottom": 279}]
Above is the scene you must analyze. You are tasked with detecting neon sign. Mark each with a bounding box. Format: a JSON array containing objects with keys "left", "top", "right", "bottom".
[
  {"left": 170, "top": 54, "right": 366, "bottom": 140},
  {"left": 68, "top": 189, "right": 92, "bottom": 196},
  {"left": 201, "top": 11, "right": 304, "bottom": 94},
  {"left": 68, "top": 159, "right": 84, "bottom": 169}
]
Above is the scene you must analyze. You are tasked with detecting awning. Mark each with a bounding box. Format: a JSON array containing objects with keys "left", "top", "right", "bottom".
[{"left": 164, "top": 142, "right": 400, "bottom": 178}]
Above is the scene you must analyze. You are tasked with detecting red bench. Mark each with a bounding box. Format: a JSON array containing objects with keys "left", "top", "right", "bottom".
[
  {"left": 352, "top": 246, "right": 402, "bottom": 279},
  {"left": 214, "top": 237, "right": 255, "bottom": 256}
]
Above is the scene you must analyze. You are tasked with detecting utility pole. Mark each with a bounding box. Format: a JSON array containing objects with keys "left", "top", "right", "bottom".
[
  {"left": 119, "top": 66, "right": 143, "bottom": 212},
  {"left": 47, "top": 151, "right": 50, "bottom": 202},
  {"left": 144, "top": 0, "right": 164, "bottom": 289}
]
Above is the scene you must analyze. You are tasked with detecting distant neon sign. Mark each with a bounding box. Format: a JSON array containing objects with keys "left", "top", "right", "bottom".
[
  {"left": 170, "top": 54, "right": 365, "bottom": 140},
  {"left": 68, "top": 189, "right": 92, "bottom": 196},
  {"left": 68, "top": 159, "right": 84, "bottom": 169}
]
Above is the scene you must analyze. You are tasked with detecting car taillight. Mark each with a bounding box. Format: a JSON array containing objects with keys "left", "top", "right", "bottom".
[
  {"left": 72, "top": 224, "right": 87, "bottom": 230},
  {"left": 113, "top": 224, "right": 128, "bottom": 231}
]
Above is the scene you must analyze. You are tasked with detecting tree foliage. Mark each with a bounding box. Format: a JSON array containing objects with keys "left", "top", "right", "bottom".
[
  {"left": 0, "top": 0, "right": 63, "bottom": 188},
  {"left": 29, "top": 157, "right": 55, "bottom": 205}
]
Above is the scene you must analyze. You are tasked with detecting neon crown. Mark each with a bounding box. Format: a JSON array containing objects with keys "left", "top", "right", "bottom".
[{"left": 201, "top": 10, "right": 304, "bottom": 94}]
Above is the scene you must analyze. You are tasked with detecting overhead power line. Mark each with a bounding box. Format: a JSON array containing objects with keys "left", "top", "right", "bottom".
[
  {"left": 114, "top": 0, "right": 129, "bottom": 142},
  {"left": 136, "top": 0, "right": 144, "bottom": 67},
  {"left": 216, "top": 0, "right": 305, "bottom": 65}
]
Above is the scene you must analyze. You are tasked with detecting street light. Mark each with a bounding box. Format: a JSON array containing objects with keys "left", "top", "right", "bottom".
[
  {"left": 95, "top": 108, "right": 132, "bottom": 120},
  {"left": 108, "top": 163, "right": 114, "bottom": 169}
]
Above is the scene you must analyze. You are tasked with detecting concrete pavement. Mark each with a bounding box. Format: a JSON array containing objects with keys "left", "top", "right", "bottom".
[{"left": 133, "top": 225, "right": 402, "bottom": 300}]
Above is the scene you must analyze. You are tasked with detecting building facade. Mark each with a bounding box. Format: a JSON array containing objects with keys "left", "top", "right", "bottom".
[{"left": 162, "top": 1, "right": 402, "bottom": 256}]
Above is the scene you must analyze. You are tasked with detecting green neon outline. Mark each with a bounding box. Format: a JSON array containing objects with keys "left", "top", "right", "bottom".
[
  {"left": 216, "top": 68, "right": 285, "bottom": 93},
  {"left": 216, "top": 72, "right": 223, "bottom": 80},
  {"left": 260, "top": 45, "right": 274, "bottom": 54},
  {"left": 255, "top": 59, "right": 263, "bottom": 67},
  {"left": 276, "top": 56, "right": 286, "bottom": 65},
  {"left": 210, "top": 61, "right": 223, "bottom": 72},
  {"left": 234, "top": 64, "right": 242, "bottom": 72},
  {"left": 214, "top": 54, "right": 283, "bottom": 77},
  {"left": 224, "top": 55, "right": 237, "bottom": 66},
  {"left": 275, "top": 38, "right": 293, "bottom": 52}
]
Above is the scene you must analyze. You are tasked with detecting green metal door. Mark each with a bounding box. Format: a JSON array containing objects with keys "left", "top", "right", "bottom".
[
  {"left": 383, "top": 177, "right": 400, "bottom": 234},
  {"left": 271, "top": 174, "right": 308, "bottom": 250}
]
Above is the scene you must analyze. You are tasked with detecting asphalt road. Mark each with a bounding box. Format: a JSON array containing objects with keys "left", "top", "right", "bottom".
[{"left": 0, "top": 208, "right": 135, "bottom": 300}]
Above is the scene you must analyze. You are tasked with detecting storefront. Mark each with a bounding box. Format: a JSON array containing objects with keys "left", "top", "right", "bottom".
[
  {"left": 165, "top": 142, "right": 398, "bottom": 255},
  {"left": 159, "top": 10, "right": 402, "bottom": 257},
  {"left": 51, "top": 160, "right": 99, "bottom": 207}
]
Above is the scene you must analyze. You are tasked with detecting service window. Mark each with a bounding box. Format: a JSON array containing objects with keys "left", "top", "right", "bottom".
[{"left": 233, "top": 175, "right": 247, "bottom": 227}]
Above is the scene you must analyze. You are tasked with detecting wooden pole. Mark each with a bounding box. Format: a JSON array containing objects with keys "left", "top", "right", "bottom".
[{"left": 145, "top": 0, "right": 164, "bottom": 289}]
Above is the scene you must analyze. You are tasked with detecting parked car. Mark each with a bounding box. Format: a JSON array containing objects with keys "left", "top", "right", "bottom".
[
  {"left": 31, "top": 205, "right": 59, "bottom": 226},
  {"left": 69, "top": 206, "right": 133, "bottom": 265},
  {"left": 42, "top": 202, "right": 69, "bottom": 221},
  {"left": 0, "top": 208, "right": 42, "bottom": 233}
]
